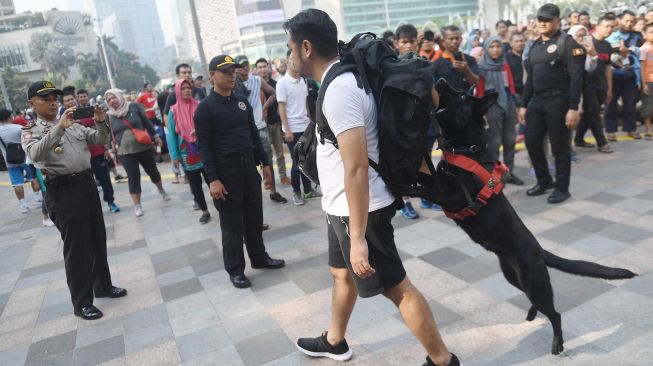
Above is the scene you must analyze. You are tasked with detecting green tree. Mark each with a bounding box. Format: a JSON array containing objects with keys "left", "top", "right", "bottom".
[
  {"left": 1, "top": 67, "right": 31, "bottom": 111},
  {"left": 28, "top": 32, "right": 76, "bottom": 82}
]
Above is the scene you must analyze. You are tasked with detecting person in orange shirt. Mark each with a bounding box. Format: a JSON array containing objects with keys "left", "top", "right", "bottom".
[{"left": 419, "top": 30, "right": 442, "bottom": 62}]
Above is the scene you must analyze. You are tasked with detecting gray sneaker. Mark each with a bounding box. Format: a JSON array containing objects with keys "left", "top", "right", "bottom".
[
  {"left": 293, "top": 192, "right": 305, "bottom": 206},
  {"left": 304, "top": 190, "right": 322, "bottom": 200}
]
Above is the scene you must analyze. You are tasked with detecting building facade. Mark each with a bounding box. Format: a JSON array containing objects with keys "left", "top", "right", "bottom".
[
  {"left": 0, "top": 0, "right": 14, "bottom": 17},
  {"left": 0, "top": 10, "right": 98, "bottom": 81},
  {"left": 83, "top": 0, "right": 166, "bottom": 72}
]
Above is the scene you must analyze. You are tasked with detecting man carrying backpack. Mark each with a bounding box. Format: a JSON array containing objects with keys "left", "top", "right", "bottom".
[
  {"left": 284, "top": 9, "right": 461, "bottom": 366},
  {"left": 518, "top": 3, "right": 585, "bottom": 204}
]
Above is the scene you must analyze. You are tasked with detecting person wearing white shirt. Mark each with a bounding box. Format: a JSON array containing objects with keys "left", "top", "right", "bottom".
[
  {"left": 277, "top": 51, "right": 321, "bottom": 205},
  {"left": 284, "top": 9, "right": 461, "bottom": 366}
]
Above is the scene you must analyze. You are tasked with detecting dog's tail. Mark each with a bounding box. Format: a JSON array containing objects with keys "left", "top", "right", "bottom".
[{"left": 543, "top": 250, "right": 637, "bottom": 280}]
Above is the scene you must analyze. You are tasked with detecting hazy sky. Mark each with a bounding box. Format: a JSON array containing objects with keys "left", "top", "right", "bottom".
[{"left": 13, "top": 0, "right": 178, "bottom": 45}]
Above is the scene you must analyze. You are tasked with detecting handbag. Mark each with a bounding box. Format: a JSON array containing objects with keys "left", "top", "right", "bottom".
[
  {"left": 0, "top": 135, "right": 26, "bottom": 164},
  {"left": 121, "top": 118, "right": 153, "bottom": 146}
]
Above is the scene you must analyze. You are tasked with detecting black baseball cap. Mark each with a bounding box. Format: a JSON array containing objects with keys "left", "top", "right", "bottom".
[
  {"left": 27, "top": 81, "right": 63, "bottom": 99},
  {"left": 537, "top": 4, "right": 560, "bottom": 21},
  {"left": 209, "top": 55, "right": 242, "bottom": 72}
]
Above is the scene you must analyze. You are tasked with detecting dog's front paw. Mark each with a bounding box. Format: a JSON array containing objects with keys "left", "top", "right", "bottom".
[
  {"left": 526, "top": 306, "right": 537, "bottom": 321},
  {"left": 551, "top": 336, "right": 564, "bottom": 355}
]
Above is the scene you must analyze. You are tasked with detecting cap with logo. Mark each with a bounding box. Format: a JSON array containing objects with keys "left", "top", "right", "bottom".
[
  {"left": 209, "top": 55, "right": 242, "bottom": 72},
  {"left": 537, "top": 4, "right": 560, "bottom": 21},
  {"left": 28, "top": 81, "right": 63, "bottom": 99}
]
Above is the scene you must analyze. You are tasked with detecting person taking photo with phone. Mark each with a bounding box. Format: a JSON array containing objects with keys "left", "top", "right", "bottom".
[{"left": 22, "top": 81, "right": 127, "bottom": 321}]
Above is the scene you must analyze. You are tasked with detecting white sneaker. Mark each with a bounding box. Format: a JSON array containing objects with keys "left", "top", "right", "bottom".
[
  {"left": 160, "top": 191, "right": 171, "bottom": 201},
  {"left": 134, "top": 205, "right": 144, "bottom": 217},
  {"left": 42, "top": 218, "right": 55, "bottom": 227},
  {"left": 30, "top": 201, "right": 42, "bottom": 209},
  {"left": 20, "top": 203, "right": 30, "bottom": 214}
]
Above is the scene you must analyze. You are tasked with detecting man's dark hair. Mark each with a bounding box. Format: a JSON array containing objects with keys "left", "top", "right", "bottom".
[
  {"left": 0, "top": 108, "right": 11, "bottom": 121},
  {"left": 395, "top": 24, "right": 417, "bottom": 40},
  {"left": 579, "top": 11, "right": 590, "bottom": 18},
  {"left": 62, "top": 91, "right": 76, "bottom": 100},
  {"left": 77, "top": 88, "right": 88, "bottom": 95},
  {"left": 495, "top": 20, "right": 508, "bottom": 29},
  {"left": 510, "top": 31, "right": 525, "bottom": 41},
  {"left": 175, "top": 63, "right": 191, "bottom": 75},
  {"left": 283, "top": 9, "right": 338, "bottom": 59},
  {"left": 382, "top": 30, "right": 394, "bottom": 40},
  {"left": 604, "top": 11, "right": 616, "bottom": 18},
  {"left": 620, "top": 10, "right": 636, "bottom": 18},
  {"left": 441, "top": 25, "right": 461, "bottom": 38},
  {"left": 143, "top": 82, "right": 151, "bottom": 89},
  {"left": 597, "top": 15, "right": 615, "bottom": 25},
  {"left": 255, "top": 58, "right": 268, "bottom": 66},
  {"left": 62, "top": 85, "right": 76, "bottom": 94},
  {"left": 568, "top": 10, "right": 580, "bottom": 17},
  {"left": 423, "top": 30, "right": 435, "bottom": 41}
]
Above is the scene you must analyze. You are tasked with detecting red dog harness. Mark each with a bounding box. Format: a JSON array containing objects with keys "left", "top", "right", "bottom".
[{"left": 441, "top": 151, "right": 510, "bottom": 220}]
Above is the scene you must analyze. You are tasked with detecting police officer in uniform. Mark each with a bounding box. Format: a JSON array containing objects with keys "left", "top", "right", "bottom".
[
  {"left": 194, "top": 56, "right": 285, "bottom": 289},
  {"left": 22, "top": 81, "right": 127, "bottom": 320},
  {"left": 518, "top": 4, "right": 585, "bottom": 204}
]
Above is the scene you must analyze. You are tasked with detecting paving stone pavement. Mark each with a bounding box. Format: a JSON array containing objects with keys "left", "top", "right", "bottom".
[{"left": 1, "top": 138, "right": 652, "bottom": 366}]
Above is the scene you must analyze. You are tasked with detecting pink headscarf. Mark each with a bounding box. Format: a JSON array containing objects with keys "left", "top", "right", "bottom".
[{"left": 170, "top": 79, "right": 199, "bottom": 143}]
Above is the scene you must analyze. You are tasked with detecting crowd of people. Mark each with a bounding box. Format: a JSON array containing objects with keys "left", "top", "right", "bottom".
[{"left": 1, "top": 3, "right": 653, "bottom": 366}]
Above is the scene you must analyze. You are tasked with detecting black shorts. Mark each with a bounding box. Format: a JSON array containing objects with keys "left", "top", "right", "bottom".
[{"left": 327, "top": 205, "right": 406, "bottom": 298}]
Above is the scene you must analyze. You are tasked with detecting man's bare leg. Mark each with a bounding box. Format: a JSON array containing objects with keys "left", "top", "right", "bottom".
[
  {"left": 326, "top": 267, "right": 358, "bottom": 345},
  {"left": 384, "top": 277, "right": 452, "bottom": 366}
]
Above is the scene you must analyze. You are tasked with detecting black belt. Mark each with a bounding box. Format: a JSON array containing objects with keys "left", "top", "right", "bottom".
[
  {"left": 533, "top": 90, "right": 568, "bottom": 98},
  {"left": 217, "top": 154, "right": 254, "bottom": 163},
  {"left": 46, "top": 169, "right": 93, "bottom": 185}
]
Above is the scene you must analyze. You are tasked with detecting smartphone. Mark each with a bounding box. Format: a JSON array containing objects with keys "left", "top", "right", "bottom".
[
  {"left": 72, "top": 106, "right": 94, "bottom": 120},
  {"left": 453, "top": 51, "right": 464, "bottom": 61}
]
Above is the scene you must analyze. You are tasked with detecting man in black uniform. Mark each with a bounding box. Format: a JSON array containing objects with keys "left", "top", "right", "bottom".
[
  {"left": 22, "top": 81, "right": 127, "bottom": 320},
  {"left": 194, "top": 55, "right": 285, "bottom": 289},
  {"left": 518, "top": 4, "right": 585, "bottom": 204}
]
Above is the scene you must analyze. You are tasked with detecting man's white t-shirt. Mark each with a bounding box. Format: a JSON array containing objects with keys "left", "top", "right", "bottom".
[
  {"left": 276, "top": 74, "right": 311, "bottom": 134},
  {"left": 317, "top": 62, "right": 395, "bottom": 217},
  {"left": 243, "top": 75, "right": 266, "bottom": 130}
]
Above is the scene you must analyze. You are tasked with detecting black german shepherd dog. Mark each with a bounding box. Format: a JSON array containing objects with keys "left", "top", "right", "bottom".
[{"left": 419, "top": 79, "right": 636, "bottom": 355}]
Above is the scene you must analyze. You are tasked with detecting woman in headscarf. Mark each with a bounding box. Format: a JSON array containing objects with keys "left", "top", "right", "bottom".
[
  {"left": 167, "top": 79, "right": 211, "bottom": 224},
  {"left": 568, "top": 25, "right": 598, "bottom": 73},
  {"left": 475, "top": 35, "right": 523, "bottom": 185},
  {"left": 464, "top": 32, "right": 481, "bottom": 55},
  {"left": 105, "top": 89, "right": 169, "bottom": 217}
]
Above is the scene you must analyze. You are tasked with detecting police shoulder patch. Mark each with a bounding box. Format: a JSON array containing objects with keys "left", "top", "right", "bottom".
[
  {"left": 572, "top": 48, "right": 585, "bottom": 56},
  {"left": 238, "top": 101, "right": 247, "bottom": 111}
]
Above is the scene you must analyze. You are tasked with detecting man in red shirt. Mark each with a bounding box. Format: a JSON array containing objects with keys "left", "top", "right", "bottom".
[
  {"left": 62, "top": 91, "right": 120, "bottom": 213},
  {"left": 136, "top": 83, "right": 158, "bottom": 121}
]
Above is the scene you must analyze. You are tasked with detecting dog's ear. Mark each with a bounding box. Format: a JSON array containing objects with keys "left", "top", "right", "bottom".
[{"left": 477, "top": 92, "right": 498, "bottom": 116}]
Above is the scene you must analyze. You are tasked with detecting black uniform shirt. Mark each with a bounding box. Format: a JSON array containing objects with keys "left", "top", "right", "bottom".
[
  {"left": 505, "top": 50, "right": 525, "bottom": 95},
  {"left": 194, "top": 90, "right": 270, "bottom": 183},
  {"left": 521, "top": 31, "right": 585, "bottom": 110},
  {"left": 585, "top": 37, "right": 612, "bottom": 90}
]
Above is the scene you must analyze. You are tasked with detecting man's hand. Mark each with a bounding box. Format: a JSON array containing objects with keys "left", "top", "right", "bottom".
[
  {"left": 58, "top": 108, "right": 77, "bottom": 129},
  {"left": 104, "top": 151, "right": 113, "bottom": 161},
  {"left": 93, "top": 104, "right": 107, "bottom": 122},
  {"left": 643, "top": 83, "right": 650, "bottom": 96},
  {"left": 566, "top": 109, "right": 580, "bottom": 130},
  {"left": 262, "top": 165, "right": 272, "bottom": 187},
  {"left": 154, "top": 136, "right": 163, "bottom": 146},
  {"left": 209, "top": 180, "right": 228, "bottom": 200},
  {"left": 350, "top": 237, "right": 375, "bottom": 278},
  {"left": 518, "top": 107, "right": 527, "bottom": 124},
  {"left": 452, "top": 60, "right": 470, "bottom": 73},
  {"left": 284, "top": 130, "right": 293, "bottom": 143}
]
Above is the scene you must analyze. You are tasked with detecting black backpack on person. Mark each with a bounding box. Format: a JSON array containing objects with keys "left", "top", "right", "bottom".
[
  {"left": 293, "top": 32, "right": 439, "bottom": 202},
  {"left": 0, "top": 135, "right": 25, "bottom": 165}
]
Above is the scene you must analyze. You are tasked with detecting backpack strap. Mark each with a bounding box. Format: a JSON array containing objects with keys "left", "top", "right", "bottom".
[
  {"left": 315, "top": 62, "right": 360, "bottom": 149},
  {"left": 557, "top": 33, "right": 570, "bottom": 66}
]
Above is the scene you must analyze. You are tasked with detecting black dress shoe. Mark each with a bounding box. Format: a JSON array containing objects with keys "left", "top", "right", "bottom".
[
  {"left": 547, "top": 190, "right": 571, "bottom": 204},
  {"left": 74, "top": 305, "right": 103, "bottom": 320},
  {"left": 95, "top": 286, "right": 128, "bottom": 298},
  {"left": 507, "top": 175, "right": 525, "bottom": 186},
  {"left": 230, "top": 274, "right": 251, "bottom": 288},
  {"left": 251, "top": 256, "right": 286, "bottom": 269},
  {"left": 526, "top": 182, "right": 554, "bottom": 196}
]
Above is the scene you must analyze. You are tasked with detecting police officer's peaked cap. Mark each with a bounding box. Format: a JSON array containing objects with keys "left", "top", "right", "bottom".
[
  {"left": 28, "top": 81, "right": 63, "bottom": 99},
  {"left": 537, "top": 4, "right": 560, "bottom": 20},
  {"left": 209, "top": 55, "right": 243, "bottom": 72}
]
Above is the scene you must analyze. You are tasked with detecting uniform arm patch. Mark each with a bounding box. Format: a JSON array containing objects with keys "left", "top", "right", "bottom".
[{"left": 572, "top": 48, "right": 585, "bottom": 56}]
